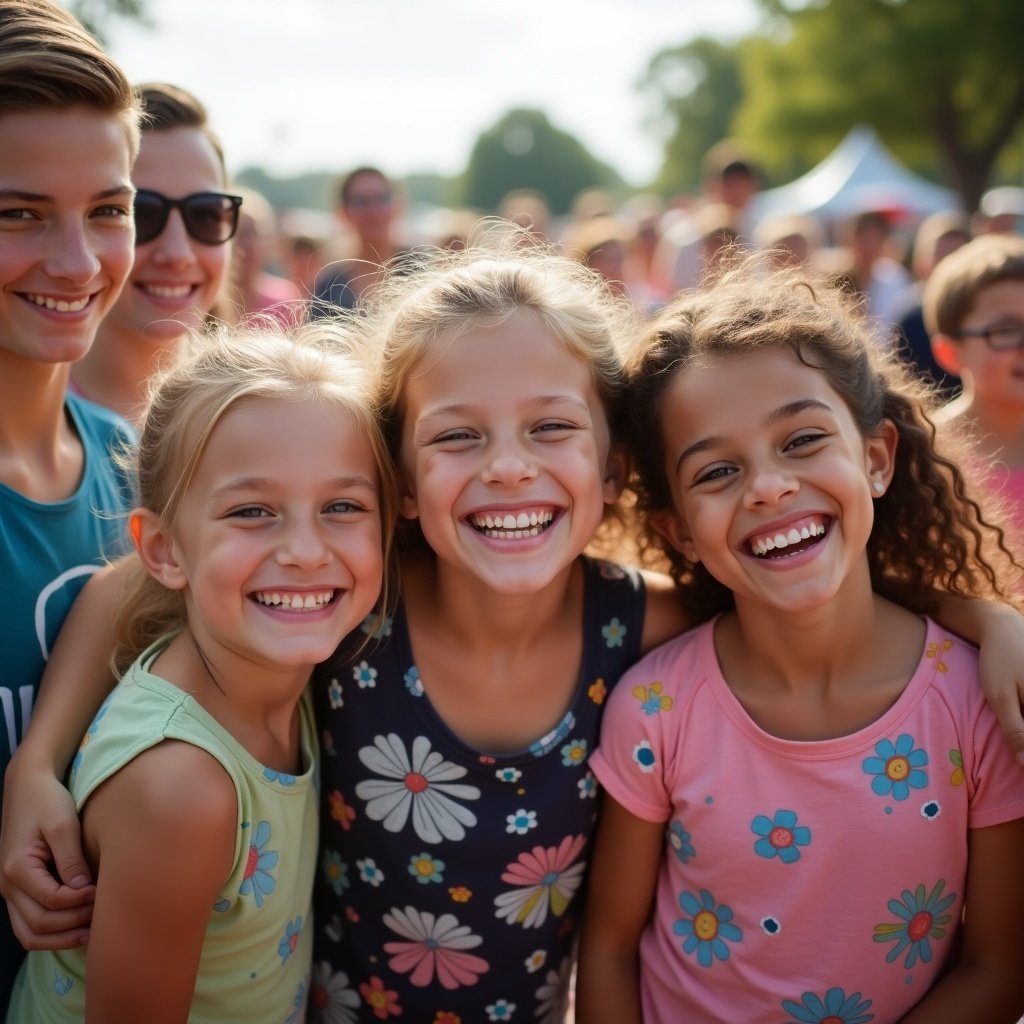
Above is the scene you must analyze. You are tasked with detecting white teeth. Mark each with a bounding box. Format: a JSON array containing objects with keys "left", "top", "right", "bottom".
[
  {"left": 26, "top": 293, "right": 89, "bottom": 312},
  {"left": 254, "top": 589, "right": 333, "bottom": 609},
  {"left": 143, "top": 283, "right": 192, "bottom": 298},
  {"left": 751, "top": 521, "right": 826, "bottom": 557},
  {"left": 469, "top": 509, "right": 555, "bottom": 538}
]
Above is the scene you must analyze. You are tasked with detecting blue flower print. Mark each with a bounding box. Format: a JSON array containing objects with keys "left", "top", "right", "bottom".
[
  {"left": 862, "top": 734, "right": 928, "bottom": 800},
  {"left": 52, "top": 972, "right": 74, "bottom": 997},
  {"left": 673, "top": 889, "right": 742, "bottom": 967},
  {"left": 486, "top": 999, "right": 516, "bottom": 1021},
  {"left": 506, "top": 808, "right": 538, "bottom": 835},
  {"left": 327, "top": 676, "right": 343, "bottom": 709},
  {"left": 238, "top": 820, "right": 278, "bottom": 907},
  {"left": 278, "top": 916, "right": 302, "bottom": 963},
  {"left": 873, "top": 879, "right": 956, "bottom": 968},
  {"left": 404, "top": 666, "right": 423, "bottom": 696},
  {"left": 668, "top": 821, "right": 695, "bottom": 864},
  {"left": 601, "top": 618, "right": 626, "bottom": 648},
  {"left": 360, "top": 613, "right": 393, "bottom": 639},
  {"left": 751, "top": 809, "right": 811, "bottom": 863},
  {"left": 408, "top": 851, "right": 445, "bottom": 885},
  {"left": 496, "top": 766, "right": 522, "bottom": 784},
  {"left": 578, "top": 771, "right": 598, "bottom": 800},
  {"left": 561, "top": 737, "right": 588, "bottom": 767},
  {"left": 321, "top": 849, "right": 350, "bottom": 895},
  {"left": 632, "top": 740, "right": 656, "bottom": 774},
  {"left": 352, "top": 660, "right": 377, "bottom": 688},
  {"left": 263, "top": 766, "right": 297, "bottom": 786},
  {"left": 632, "top": 682, "right": 673, "bottom": 716},
  {"left": 357, "top": 857, "right": 385, "bottom": 886},
  {"left": 781, "top": 987, "right": 874, "bottom": 1023}
]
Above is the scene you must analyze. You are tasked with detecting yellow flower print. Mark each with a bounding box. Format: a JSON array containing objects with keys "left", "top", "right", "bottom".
[
  {"left": 588, "top": 678, "right": 607, "bottom": 705},
  {"left": 949, "top": 749, "right": 964, "bottom": 787},
  {"left": 926, "top": 638, "right": 953, "bottom": 673},
  {"left": 448, "top": 886, "right": 472, "bottom": 903},
  {"left": 632, "top": 682, "right": 674, "bottom": 716}
]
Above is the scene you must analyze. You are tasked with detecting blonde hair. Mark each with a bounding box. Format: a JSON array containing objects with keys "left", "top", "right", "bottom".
[
  {"left": 114, "top": 323, "right": 398, "bottom": 672},
  {"left": 0, "top": 0, "right": 140, "bottom": 155}
]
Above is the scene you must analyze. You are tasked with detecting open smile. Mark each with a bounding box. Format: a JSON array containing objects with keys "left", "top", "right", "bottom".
[
  {"left": 467, "top": 507, "right": 557, "bottom": 540},
  {"left": 746, "top": 515, "right": 831, "bottom": 559},
  {"left": 252, "top": 588, "right": 338, "bottom": 611}
]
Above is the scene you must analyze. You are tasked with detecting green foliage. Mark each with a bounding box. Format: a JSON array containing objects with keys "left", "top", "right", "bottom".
[
  {"left": 639, "top": 36, "right": 747, "bottom": 195},
  {"left": 737, "top": 0, "right": 1024, "bottom": 209},
  {"left": 458, "top": 108, "right": 624, "bottom": 216},
  {"left": 67, "top": 0, "right": 150, "bottom": 42}
]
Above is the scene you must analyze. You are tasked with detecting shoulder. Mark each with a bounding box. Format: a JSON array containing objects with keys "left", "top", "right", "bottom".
[
  {"left": 638, "top": 569, "right": 690, "bottom": 654},
  {"left": 611, "top": 619, "right": 711, "bottom": 709},
  {"left": 66, "top": 392, "right": 135, "bottom": 449}
]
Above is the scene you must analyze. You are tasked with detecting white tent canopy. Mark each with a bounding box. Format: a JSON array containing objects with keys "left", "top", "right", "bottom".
[{"left": 749, "top": 125, "right": 960, "bottom": 227}]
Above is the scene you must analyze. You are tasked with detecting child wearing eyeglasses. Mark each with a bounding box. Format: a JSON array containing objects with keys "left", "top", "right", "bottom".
[
  {"left": 927, "top": 234, "right": 1024, "bottom": 547},
  {"left": 68, "top": 83, "right": 241, "bottom": 424},
  {"left": 0, "top": 0, "right": 141, "bottom": 1008}
]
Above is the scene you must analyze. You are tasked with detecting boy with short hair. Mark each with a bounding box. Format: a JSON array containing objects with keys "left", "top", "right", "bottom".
[
  {"left": 0, "top": 0, "right": 140, "bottom": 1003},
  {"left": 926, "top": 233, "right": 1024, "bottom": 544}
]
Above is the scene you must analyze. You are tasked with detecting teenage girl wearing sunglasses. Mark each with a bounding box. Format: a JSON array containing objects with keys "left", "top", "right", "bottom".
[{"left": 69, "top": 83, "right": 240, "bottom": 424}]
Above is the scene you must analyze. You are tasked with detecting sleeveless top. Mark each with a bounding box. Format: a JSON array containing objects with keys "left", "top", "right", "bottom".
[
  {"left": 310, "top": 556, "right": 646, "bottom": 1023},
  {"left": 9, "top": 643, "right": 318, "bottom": 1024}
]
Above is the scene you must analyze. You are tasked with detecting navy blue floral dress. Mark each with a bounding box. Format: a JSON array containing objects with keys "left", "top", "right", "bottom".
[{"left": 310, "top": 557, "right": 645, "bottom": 1023}]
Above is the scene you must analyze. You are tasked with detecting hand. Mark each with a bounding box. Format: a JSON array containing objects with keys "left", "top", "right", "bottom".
[{"left": 0, "top": 762, "right": 95, "bottom": 949}]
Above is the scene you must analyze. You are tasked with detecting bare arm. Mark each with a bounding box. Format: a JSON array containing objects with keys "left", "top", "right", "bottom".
[
  {"left": 576, "top": 795, "right": 664, "bottom": 1024},
  {"left": 0, "top": 562, "right": 128, "bottom": 948},
  {"left": 897, "top": 817, "right": 1024, "bottom": 1022},
  {"left": 83, "top": 740, "right": 236, "bottom": 1023},
  {"left": 639, "top": 569, "right": 690, "bottom": 654},
  {"left": 932, "top": 596, "right": 1024, "bottom": 765}
]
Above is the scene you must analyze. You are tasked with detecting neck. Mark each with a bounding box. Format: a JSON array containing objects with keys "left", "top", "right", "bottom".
[
  {"left": 404, "top": 554, "right": 580, "bottom": 655},
  {"left": 71, "top": 324, "right": 183, "bottom": 423}
]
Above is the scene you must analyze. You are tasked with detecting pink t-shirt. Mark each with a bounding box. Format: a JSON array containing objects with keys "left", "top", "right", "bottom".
[{"left": 590, "top": 617, "right": 1024, "bottom": 1024}]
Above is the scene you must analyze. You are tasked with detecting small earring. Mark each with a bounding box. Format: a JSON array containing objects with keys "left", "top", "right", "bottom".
[{"left": 872, "top": 481, "right": 885, "bottom": 494}]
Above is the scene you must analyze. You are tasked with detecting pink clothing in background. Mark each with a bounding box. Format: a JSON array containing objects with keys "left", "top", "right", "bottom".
[{"left": 590, "top": 617, "right": 1024, "bottom": 1024}]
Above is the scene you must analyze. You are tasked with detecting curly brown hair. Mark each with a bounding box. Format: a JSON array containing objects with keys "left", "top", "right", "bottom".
[{"left": 624, "top": 254, "right": 1021, "bottom": 623}]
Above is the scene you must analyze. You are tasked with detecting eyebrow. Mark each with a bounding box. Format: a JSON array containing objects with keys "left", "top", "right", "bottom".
[
  {"left": 675, "top": 398, "right": 834, "bottom": 473},
  {"left": 417, "top": 394, "right": 591, "bottom": 422},
  {"left": 0, "top": 185, "right": 135, "bottom": 203},
  {"left": 210, "top": 475, "right": 378, "bottom": 499}
]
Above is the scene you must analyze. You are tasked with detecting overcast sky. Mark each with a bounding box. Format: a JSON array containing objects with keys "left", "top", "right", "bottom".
[{"left": 102, "top": 0, "right": 760, "bottom": 185}]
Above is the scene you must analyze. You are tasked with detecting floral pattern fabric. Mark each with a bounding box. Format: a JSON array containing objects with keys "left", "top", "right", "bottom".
[
  {"left": 588, "top": 618, "right": 1024, "bottom": 1023},
  {"left": 311, "top": 557, "right": 645, "bottom": 1021}
]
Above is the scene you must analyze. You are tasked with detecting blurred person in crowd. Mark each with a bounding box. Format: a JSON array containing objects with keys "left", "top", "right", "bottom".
[
  {"left": 563, "top": 214, "right": 634, "bottom": 302},
  {"left": 284, "top": 233, "right": 324, "bottom": 299},
  {"left": 893, "top": 210, "right": 971, "bottom": 394},
  {"left": 310, "top": 165, "right": 409, "bottom": 317},
  {"left": 69, "top": 83, "right": 238, "bottom": 423},
  {"left": 655, "top": 140, "right": 761, "bottom": 293},
  {"left": 833, "top": 209, "right": 911, "bottom": 327},
  {"left": 497, "top": 187, "right": 552, "bottom": 245},
  {"left": 927, "top": 233, "right": 1024, "bottom": 545},
  {"left": 230, "top": 185, "right": 301, "bottom": 325},
  {"left": 752, "top": 212, "right": 824, "bottom": 269},
  {"left": 975, "top": 186, "right": 1024, "bottom": 236}
]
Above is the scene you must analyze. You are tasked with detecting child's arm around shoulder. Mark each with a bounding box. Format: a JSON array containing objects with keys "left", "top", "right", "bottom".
[
  {"left": 639, "top": 568, "right": 691, "bottom": 655},
  {"left": 576, "top": 794, "right": 663, "bottom": 1024},
  {"left": 897, "top": 816, "right": 1024, "bottom": 1023},
  {"left": 932, "top": 596, "right": 1024, "bottom": 765},
  {"left": 83, "top": 739, "right": 236, "bottom": 1024},
  {"left": 0, "top": 561, "right": 128, "bottom": 948}
]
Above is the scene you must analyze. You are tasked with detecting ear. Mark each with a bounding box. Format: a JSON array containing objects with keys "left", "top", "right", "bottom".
[
  {"left": 866, "top": 419, "right": 899, "bottom": 496},
  {"left": 650, "top": 507, "right": 700, "bottom": 564},
  {"left": 398, "top": 472, "right": 419, "bottom": 521},
  {"left": 131, "top": 509, "right": 188, "bottom": 591},
  {"left": 930, "top": 334, "right": 963, "bottom": 377},
  {"left": 602, "top": 443, "right": 628, "bottom": 505}
]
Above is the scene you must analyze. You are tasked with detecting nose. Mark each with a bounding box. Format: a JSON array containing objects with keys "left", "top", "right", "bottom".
[
  {"left": 45, "top": 219, "right": 102, "bottom": 285},
  {"left": 743, "top": 463, "right": 798, "bottom": 509},
  {"left": 148, "top": 209, "right": 197, "bottom": 266},
  {"left": 482, "top": 437, "right": 538, "bottom": 488},
  {"left": 276, "top": 517, "right": 332, "bottom": 569}
]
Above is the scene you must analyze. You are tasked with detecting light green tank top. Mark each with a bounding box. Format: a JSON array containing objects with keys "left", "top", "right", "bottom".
[{"left": 8, "top": 643, "right": 318, "bottom": 1023}]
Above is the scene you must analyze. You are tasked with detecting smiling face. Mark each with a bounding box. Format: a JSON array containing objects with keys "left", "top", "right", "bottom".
[
  {"left": 0, "top": 106, "right": 134, "bottom": 367},
  {"left": 103, "top": 125, "right": 229, "bottom": 346},
  {"left": 399, "top": 312, "right": 620, "bottom": 594},
  {"left": 162, "top": 396, "right": 384, "bottom": 673},
  {"left": 655, "top": 347, "right": 895, "bottom": 617}
]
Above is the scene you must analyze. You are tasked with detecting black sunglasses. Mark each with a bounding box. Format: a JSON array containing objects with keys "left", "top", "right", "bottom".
[{"left": 133, "top": 189, "right": 243, "bottom": 246}]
